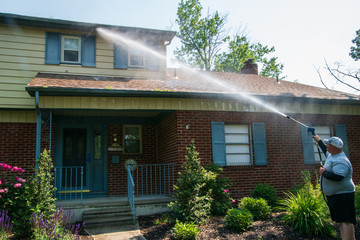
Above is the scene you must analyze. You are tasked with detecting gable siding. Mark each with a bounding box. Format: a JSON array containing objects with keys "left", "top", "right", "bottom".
[{"left": 0, "top": 24, "right": 168, "bottom": 109}]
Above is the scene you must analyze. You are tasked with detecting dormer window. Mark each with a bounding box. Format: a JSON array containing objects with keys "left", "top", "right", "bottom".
[
  {"left": 61, "top": 36, "right": 81, "bottom": 64},
  {"left": 128, "top": 48, "right": 144, "bottom": 68}
]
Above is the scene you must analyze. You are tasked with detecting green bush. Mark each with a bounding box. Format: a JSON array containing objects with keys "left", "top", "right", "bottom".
[
  {"left": 355, "top": 185, "right": 360, "bottom": 216},
  {"left": 224, "top": 208, "right": 253, "bottom": 232},
  {"left": 172, "top": 221, "right": 200, "bottom": 240},
  {"left": 239, "top": 197, "right": 271, "bottom": 221},
  {"left": 277, "top": 171, "right": 335, "bottom": 237},
  {"left": 250, "top": 183, "right": 278, "bottom": 207},
  {"left": 204, "top": 164, "right": 233, "bottom": 216},
  {"left": 169, "top": 140, "right": 216, "bottom": 225}
]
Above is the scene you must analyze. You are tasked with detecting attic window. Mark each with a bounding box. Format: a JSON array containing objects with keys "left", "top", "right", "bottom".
[
  {"left": 61, "top": 36, "right": 81, "bottom": 64},
  {"left": 128, "top": 48, "right": 144, "bottom": 68}
]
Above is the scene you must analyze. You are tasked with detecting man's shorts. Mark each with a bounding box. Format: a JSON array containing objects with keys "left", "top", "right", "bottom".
[{"left": 326, "top": 192, "right": 356, "bottom": 225}]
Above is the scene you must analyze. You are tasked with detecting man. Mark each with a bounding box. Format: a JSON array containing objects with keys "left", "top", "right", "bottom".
[{"left": 313, "top": 135, "right": 356, "bottom": 240}]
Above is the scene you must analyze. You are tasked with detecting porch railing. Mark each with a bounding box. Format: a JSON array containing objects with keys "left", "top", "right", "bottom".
[
  {"left": 127, "top": 166, "right": 135, "bottom": 223},
  {"left": 126, "top": 163, "right": 176, "bottom": 221},
  {"left": 54, "top": 166, "right": 86, "bottom": 204}
]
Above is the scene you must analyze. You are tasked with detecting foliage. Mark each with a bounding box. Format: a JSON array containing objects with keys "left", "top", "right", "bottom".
[
  {"left": 174, "top": 0, "right": 229, "bottom": 70},
  {"left": 169, "top": 140, "right": 216, "bottom": 224},
  {"left": 277, "top": 171, "right": 335, "bottom": 237},
  {"left": 355, "top": 185, "right": 360, "bottom": 216},
  {"left": 224, "top": 208, "right": 253, "bottom": 232},
  {"left": 350, "top": 29, "right": 360, "bottom": 61},
  {"left": 0, "top": 162, "right": 31, "bottom": 237},
  {"left": 250, "top": 183, "right": 278, "bottom": 208},
  {"left": 31, "top": 207, "right": 83, "bottom": 240},
  {"left": 214, "top": 35, "right": 285, "bottom": 79},
  {"left": 0, "top": 210, "right": 12, "bottom": 239},
  {"left": 172, "top": 220, "right": 200, "bottom": 240},
  {"left": 204, "top": 164, "right": 233, "bottom": 216},
  {"left": 26, "top": 149, "right": 56, "bottom": 220},
  {"left": 239, "top": 197, "right": 271, "bottom": 221},
  {"left": 154, "top": 213, "right": 173, "bottom": 225}
]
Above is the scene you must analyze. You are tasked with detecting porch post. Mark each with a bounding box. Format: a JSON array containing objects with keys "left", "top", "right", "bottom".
[{"left": 35, "top": 91, "right": 41, "bottom": 169}]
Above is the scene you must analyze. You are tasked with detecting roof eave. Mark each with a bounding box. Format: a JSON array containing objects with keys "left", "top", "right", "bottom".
[{"left": 26, "top": 87, "right": 360, "bottom": 105}]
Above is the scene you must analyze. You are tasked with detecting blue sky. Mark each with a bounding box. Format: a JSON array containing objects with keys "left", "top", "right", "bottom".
[{"left": 2, "top": 0, "right": 359, "bottom": 93}]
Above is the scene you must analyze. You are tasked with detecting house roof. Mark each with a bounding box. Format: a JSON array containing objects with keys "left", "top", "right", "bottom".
[
  {"left": 0, "top": 12, "right": 176, "bottom": 42},
  {"left": 26, "top": 70, "right": 360, "bottom": 105}
]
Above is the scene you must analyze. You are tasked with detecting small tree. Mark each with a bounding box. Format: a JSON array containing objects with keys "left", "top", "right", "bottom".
[{"left": 169, "top": 140, "right": 216, "bottom": 224}]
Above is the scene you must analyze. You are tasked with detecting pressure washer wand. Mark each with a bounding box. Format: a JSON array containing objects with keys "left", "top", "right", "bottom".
[{"left": 285, "top": 115, "right": 310, "bottom": 129}]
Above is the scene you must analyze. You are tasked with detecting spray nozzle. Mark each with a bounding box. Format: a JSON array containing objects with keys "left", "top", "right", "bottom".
[{"left": 308, "top": 127, "right": 316, "bottom": 136}]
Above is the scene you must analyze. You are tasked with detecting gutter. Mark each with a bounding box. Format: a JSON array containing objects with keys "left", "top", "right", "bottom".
[{"left": 26, "top": 86, "right": 360, "bottom": 106}]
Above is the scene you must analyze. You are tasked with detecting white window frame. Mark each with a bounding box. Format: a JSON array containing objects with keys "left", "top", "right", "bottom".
[
  {"left": 61, "top": 35, "right": 81, "bottom": 64},
  {"left": 128, "top": 48, "right": 145, "bottom": 68},
  {"left": 313, "top": 125, "right": 331, "bottom": 163},
  {"left": 224, "top": 124, "right": 252, "bottom": 166},
  {"left": 123, "top": 125, "right": 142, "bottom": 154}
]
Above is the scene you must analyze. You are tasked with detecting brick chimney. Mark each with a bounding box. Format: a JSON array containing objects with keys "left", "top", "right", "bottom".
[{"left": 241, "top": 59, "right": 258, "bottom": 75}]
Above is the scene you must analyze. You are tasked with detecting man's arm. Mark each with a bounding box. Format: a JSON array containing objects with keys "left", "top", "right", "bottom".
[{"left": 322, "top": 171, "right": 344, "bottom": 181}]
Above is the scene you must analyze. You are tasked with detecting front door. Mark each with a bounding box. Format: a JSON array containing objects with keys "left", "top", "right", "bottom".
[{"left": 56, "top": 124, "right": 107, "bottom": 197}]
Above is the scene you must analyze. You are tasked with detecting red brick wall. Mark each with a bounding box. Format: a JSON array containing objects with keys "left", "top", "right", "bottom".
[
  {"left": 0, "top": 123, "right": 37, "bottom": 178},
  {"left": 107, "top": 124, "right": 158, "bottom": 196},
  {"left": 172, "top": 111, "right": 360, "bottom": 199}
]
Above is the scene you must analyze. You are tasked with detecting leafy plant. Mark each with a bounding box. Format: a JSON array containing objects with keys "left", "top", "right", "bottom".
[
  {"left": 154, "top": 213, "right": 173, "bottom": 225},
  {"left": 31, "top": 207, "right": 83, "bottom": 240},
  {"left": 172, "top": 221, "right": 200, "bottom": 240},
  {"left": 277, "top": 171, "right": 335, "bottom": 237},
  {"left": 355, "top": 185, "right": 360, "bottom": 216},
  {"left": 204, "top": 164, "right": 233, "bottom": 216},
  {"left": 239, "top": 197, "right": 271, "bottom": 221},
  {"left": 169, "top": 140, "right": 216, "bottom": 225},
  {"left": 250, "top": 183, "right": 278, "bottom": 208},
  {"left": 224, "top": 208, "right": 253, "bottom": 232},
  {"left": 0, "top": 210, "right": 12, "bottom": 239}
]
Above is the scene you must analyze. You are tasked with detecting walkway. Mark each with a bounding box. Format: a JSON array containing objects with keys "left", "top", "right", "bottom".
[{"left": 85, "top": 224, "right": 146, "bottom": 240}]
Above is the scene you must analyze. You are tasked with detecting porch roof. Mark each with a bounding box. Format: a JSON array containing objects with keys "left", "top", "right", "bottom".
[{"left": 26, "top": 70, "right": 360, "bottom": 105}]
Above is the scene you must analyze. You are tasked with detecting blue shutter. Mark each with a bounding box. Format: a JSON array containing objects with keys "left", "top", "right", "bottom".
[
  {"left": 146, "top": 42, "right": 160, "bottom": 71},
  {"left": 211, "top": 122, "right": 226, "bottom": 166},
  {"left": 301, "top": 124, "right": 315, "bottom": 164},
  {"left": 45, "top": 32, "right": 60, "bottom": 64},
  {"left": 335, "top": 124, "right": 349, "bottom": 158},
  {"left": 114, "top": 43, "right": 128, "bottom": 69},
  {"left": 253, "top": 123, "right": 267, "bottom": 166},
  {"left": 82, "top": 36, "right": 96, "bottom": 67}
]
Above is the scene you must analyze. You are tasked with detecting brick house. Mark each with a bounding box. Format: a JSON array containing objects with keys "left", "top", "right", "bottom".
[{"left": 1, "top": 12, "right": 359, "bottom": 214}]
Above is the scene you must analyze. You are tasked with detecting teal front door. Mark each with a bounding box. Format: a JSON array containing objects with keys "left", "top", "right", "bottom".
[{"left": 56, "top": 124, "right": 107, "bottom": 197}]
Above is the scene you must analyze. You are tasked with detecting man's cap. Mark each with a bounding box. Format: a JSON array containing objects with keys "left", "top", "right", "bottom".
[{"left": 324, "top": 136, "right": 343, "bottom": 149}]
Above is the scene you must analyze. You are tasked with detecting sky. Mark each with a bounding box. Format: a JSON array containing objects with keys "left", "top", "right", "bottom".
[{"left": 2, "top": 0, "right": 360, "bottom": 94}]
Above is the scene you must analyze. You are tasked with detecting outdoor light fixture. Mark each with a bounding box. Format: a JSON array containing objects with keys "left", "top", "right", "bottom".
[{"left": 108, "top": 133, "right": 123, "bottom": 151}]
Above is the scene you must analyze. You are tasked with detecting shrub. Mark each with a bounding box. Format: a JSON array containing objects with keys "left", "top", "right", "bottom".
[
  {"left": 172, "top": 221, "right": 199, "bottom": 240},
  {"left": 224, "top": 208, "right": 253, "bottom": 232},
  {"left": 355, "top": 185, "right": 360, "bottom": 216},
  {"left": 0, "top": 210, "right": 12, "bottom": 240},
  {"left": 169, "top": 140, "right": 216, "bottom": 225},
  {"left": 239, "top": 197, "right": 271, "bottom": 221},
  {"left": 31, "top": 207, "right": 84, "bottom": 240},
  {"left": 278, "top": 171, "right": 335, "bottom": 237},
  {"left": 204, "top": 164, "right": 233, "bottom": 216},
  {"left": 250, "top": 183, "right": 278, "bottom": 207}
]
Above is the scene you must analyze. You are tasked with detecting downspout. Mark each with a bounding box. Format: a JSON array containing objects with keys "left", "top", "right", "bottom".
[{"left": 35, "top": 91, "right": 41, "bottom": 170}]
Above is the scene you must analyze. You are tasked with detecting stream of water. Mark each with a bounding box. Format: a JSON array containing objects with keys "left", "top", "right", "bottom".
[{"left": 97, "top": 27, "right": 290, "bottom": 119}]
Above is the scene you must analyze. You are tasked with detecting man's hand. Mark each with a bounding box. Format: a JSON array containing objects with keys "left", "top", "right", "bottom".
[
  {"left": 319, "top": 167, "right": 326, "bottom": 175},
  {"left": 313, "top": 134, "right": 320, "bottom": 142}
]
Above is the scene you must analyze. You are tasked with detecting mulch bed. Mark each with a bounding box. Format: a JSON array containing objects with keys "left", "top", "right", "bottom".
[{"left": 139, "top": 213, "right": 360, "bottom": 240}]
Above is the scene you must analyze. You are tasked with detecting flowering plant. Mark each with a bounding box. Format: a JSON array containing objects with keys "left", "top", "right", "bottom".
[{"left": 0, "top": 162, "right": 25, "bottom": 202}]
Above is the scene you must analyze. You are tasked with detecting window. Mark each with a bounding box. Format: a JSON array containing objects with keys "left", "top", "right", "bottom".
[
  {"left": 123, "top": 125, "right": 142, "bottom": 154},
  {"left": 61, "top": 36, "right": 81, "bottom": 63},
  {"left": 211, "top": 122, "right": 267, "bottom": 166},
  {"left": 225, "top": 125, "right": 251, "bottom": 165},
  {"left": 312, "top": 126, "right": 331, "bottom": 163},
  {"left": 128, "top": 48, "right": 144, "bottom": 68},
  {"left": 45, "top": 32, "right": 96, "bottom": 66}
]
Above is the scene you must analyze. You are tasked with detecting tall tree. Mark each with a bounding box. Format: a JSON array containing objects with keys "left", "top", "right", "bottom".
[
  {"left": 174, "top": 0, "right": 228, "bottom": 70},
  {"left": 214, "top": 35, "right": 285, "bottom": 79},
  {"left": 316, "top": 29, "right": 360, "bottom": 93},
  {"left": 174, "top": 0, "right": 285, "bottom": 79}
]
